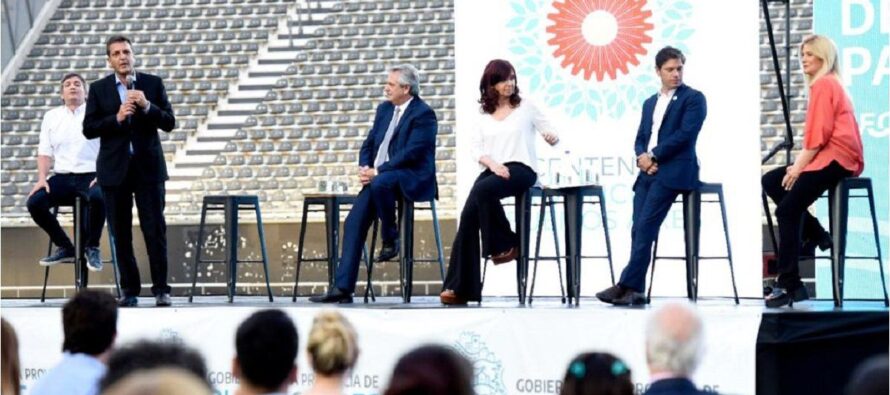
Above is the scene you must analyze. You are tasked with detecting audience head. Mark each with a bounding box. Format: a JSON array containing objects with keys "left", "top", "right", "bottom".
[
  {"left": 384, "top": 344, "right": 474, "bottom": 395},
  {"left": 307, "top": 310, "right": 359, "bottom": 377},
  {"left": 100, "top": 340, "right": 210, "bottom": 391},
  {"left": 234, "top": 309, "right": 299, "bottom": 393},
  {"left": 478, "top": 59, "right": 521, "bottom": 114},
  {"left": 560, "top": 352, "right": 633, "bottom": 395},
  {"left": 63, "top": 290, "right": 118, "bottom": 356},
  {"left": 800, "top": 34, "right": 840, "bottom": 84},
  {"left": 1, "top": 318, "right": 21, "bottom": 395},
  {"left": 645, "top": 303, "right": 703, "bottom": 378},
  {"left": 101, "top": 368, "right": 211, "bottom": 395},
  {"left": 845, "top": 355, "right": 888, "bottom": 395}
]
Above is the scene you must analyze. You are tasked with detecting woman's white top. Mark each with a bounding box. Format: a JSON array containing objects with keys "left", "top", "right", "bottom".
[{"left": 468, "top": 100, "right": 556, "bottom": 173}]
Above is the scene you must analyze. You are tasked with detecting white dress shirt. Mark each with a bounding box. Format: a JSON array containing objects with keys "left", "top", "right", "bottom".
[
  {"left": 29, "top": 353, "right": 106, "bottom": 395},
  {"left": 374, "top": 97, "right": 413, "bottom": 167},
  {"left": 37, "top": 103, "right": 100, "bottom": 174},
  {"left": 469, "top": 100, "right": 555, "bottom": 174},
  {"left": 648, "top": 88, "right": 677, "bottom": 153}
]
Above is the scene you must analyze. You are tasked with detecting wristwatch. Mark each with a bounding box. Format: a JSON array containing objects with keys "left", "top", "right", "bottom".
[{"left": 648, "top": 151, "right": 658, "bottom": 163}]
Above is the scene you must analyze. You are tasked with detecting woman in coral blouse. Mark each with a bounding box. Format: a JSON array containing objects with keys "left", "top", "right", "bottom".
[
  {"left": 439, "top": 59, "right": 559, "bottom": 305},
  {"left": 761, "top": 35, "right": 864, "bottom": 308}
]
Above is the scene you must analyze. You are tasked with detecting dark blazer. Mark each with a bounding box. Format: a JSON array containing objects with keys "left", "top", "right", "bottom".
[
  {"left": 359, "top": 97, "right": 437, "bottom": 202},
  {"left": 644, "top": 378, "right": 714, "bottom": 395},
  {"left": 633, "top": 84, "right": 707, "bottom": 191},
  {"left": 83, "top": 72, "right": 175, "bottom": 187}
]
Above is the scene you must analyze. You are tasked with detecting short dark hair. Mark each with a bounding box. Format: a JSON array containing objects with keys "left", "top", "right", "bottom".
[
  {"left": 60, "top": 73, "right": 85, "bottom": 89},
  {"left": 384, "top": 345, "right": 474, "bottom": 395},
  {"left": 655, "top": 46, "right": 686, "bottom": 69},
  {"left": 105, "top": 34, "right": 132, "bottom": 57},
  {"left": 236, "top": 310, "right": 299, "bottom": 391},
  {"left": 560, "top": 352, "right": 633, "bottom": 395},
  {"left": 62, "top": 290, "right": 117, "bottom": 355},
  {"left": 99, "top": 340, "right": 210, "bottom": 391}
]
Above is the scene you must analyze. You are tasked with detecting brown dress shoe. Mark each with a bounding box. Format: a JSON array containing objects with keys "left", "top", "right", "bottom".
[
  {"left": 491, "top": 247, "right": 518, "bottom": 265},
  {"left": 440, "top": 289, "right": 468, "bottom": 305}
]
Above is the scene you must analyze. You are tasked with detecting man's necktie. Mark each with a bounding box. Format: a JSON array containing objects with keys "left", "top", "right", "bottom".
[{"left": 374, "top": 106, "right": 401, "bottom": 168}]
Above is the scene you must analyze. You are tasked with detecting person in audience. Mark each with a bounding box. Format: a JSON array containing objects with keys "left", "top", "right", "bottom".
[
  {"left": 560, "top": 352, "right": 633, "bottom": 395},
  {"left": 233, "top": 309, "right": 299, "bottom": 395},
  {"left": 440, "top": 59, "right": 559, "bottom": 305},
  {"left": 31, "top": 290, "right": 118, "bottom": 395},
  {"left": 761, "top": 34, "right": 864, "bottom": 308},
  {"left": 27, "top": 72, "right": 106, "bottom": 271},
  {"left": 384, "top": 344, "right": 474, "bottom": 395},
  {"left": 304, "top": 311, "right": 359, "bottom": 395},
  {"left": 596, "top": 46, "right": 707, "bottom": 306},
  {"left": 310, "top": 64, "right": 438, "bottom": 303},
  {"left": 99, "top": 340, "right": 210, "bottom": 391},
  {"left": 1, "top": 318, "right": 21, "bottom": 395},
  {"left": 845, "top": 355, "right": 888, "bottom": 395},
  {"left": 83, "top": 34, "right": 176, "bottom": 307},
  {"left": 101, "top": 368, "right": 211, "bottom": 395},
  {"left": 643, "top": 303, "right": 712, "bottom": 395}
]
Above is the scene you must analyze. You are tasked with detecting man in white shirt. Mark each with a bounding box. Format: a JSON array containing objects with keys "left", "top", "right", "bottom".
[
  {"left": 29, "top": 290, "right": 118, "bottom": 395},
  {"left": 27, "top": 73, "right": 106, "bottom": 271}
]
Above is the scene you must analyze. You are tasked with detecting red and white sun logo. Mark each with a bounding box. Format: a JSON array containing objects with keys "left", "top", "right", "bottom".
[{"left": 546, "top": 0, "right": 654, "bottom": 81}]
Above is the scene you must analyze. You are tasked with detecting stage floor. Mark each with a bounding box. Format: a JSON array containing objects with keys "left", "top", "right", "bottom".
[{"left": 2, "top": 296, "right": 886, "bottom": 395}]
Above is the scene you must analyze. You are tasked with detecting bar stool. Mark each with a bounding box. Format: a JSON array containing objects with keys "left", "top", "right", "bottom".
[
  {"left": 292, "top": 193, "right": 371, "bottom": 302},
  {"left": 189, "top": 195, "right": 273, "bottom": 303},
  {"left": 481, "top": 188, "right": 533, "bottom": 304},
  {"left": 823, "top": 177, "right": 887, "bottom": 307},
  {"left": 40, "top": 196, "right": 122, "bottom": 302},
  {"left": 528, "top": 185, "right": 616, "bottom": 305},
  {"left": 647, "top": 182, "right": 739, "bottom": 304},
  {"left": 367, "top": 197, "right": 446, "bottom": 303}
]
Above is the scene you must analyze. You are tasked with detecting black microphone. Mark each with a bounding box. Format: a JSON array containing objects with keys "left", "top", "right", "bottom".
[{"left": 125, "top": 73, "right": 136, "bottom": 123}]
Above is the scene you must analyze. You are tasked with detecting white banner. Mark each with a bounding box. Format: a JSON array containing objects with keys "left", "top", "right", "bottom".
[
  {"left": 3, "top": 304, "right": 760, "bottom": 394},
  {"left": 455, "top": 0, "right": 763, "bottom": 298}
]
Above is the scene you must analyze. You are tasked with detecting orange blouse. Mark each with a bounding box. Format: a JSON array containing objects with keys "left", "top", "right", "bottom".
[{"left": 802, "top": 74, "right": 864, "bottom": 176}]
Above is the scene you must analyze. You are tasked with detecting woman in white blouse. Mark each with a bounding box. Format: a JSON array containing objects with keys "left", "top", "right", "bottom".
[{"left": 440, "top": 59, "right": 559, "bottom": 305}]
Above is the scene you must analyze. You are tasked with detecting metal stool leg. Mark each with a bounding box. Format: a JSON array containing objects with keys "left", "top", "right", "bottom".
[
  {"left": 864, "top": 183, "right": 888, "bottom": 306},
  {"left": 647, "top": 236, "right": 659, "bottom": 302},
  {"left": 529, "top": 194, "right": 548, "bottom": 304},
  {"left": 189, "top": 201, "right": 209, "bottom": 303},
  {"left": 829, "top": 183, "right": 849, "bottom": 307},
  {"left": 365, "top": 219, "right": 379, "bottom": 302},
  {"left": 430, "top": 200, "right": 446, "bottom": 282},
  {"left": 292, "top": 201, "right": 311, "bottom": 302},
  {"left": 597, "top": 188, "right": 616, "bottom": 285},
  {"left": 254, "top": 203, "right": 274, "bottom": 302},
  {"left": 109, "top": 232, "right": 122, "bottom": 298},
  {"left": 716, "top": 188, "right": 740, "bottom": 304},
  {"left": 550, "top": 197, "right": 566, "bottom": 302},
  {"left": 41, "top": 208, "right": 57, "bottom": 302}
]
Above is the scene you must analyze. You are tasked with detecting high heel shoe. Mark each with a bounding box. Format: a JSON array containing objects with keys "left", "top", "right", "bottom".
[{"left": 765, "top": 285, "right": 809, "bottom": 308}]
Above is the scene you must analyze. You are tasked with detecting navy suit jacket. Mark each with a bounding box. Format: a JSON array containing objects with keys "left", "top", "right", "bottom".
[
  {"left": 643, "top": 378, "right": 714, "bottom": 395},
  {"left": 83, "top": 72, "right": 175, "bottom": 187},
  {"left": 633, "top": 84, "right": 707, "bottom": 191},
  {"left": 360, "top": 97, "right": 437, "bottom": 202}
]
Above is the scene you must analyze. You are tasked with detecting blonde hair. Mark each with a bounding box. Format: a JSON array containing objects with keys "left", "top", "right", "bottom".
[
  {"left": 307, "top": 311, "right": 359, "bottom": 376},
  {"left": 800, "top": 34, "right": 841, "bottom": 86}
]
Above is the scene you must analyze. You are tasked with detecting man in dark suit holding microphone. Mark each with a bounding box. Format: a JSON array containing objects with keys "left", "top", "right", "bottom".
[
  {"left": 83, "top": 35, "right": 175, "bottom": 307},
  {"left": 596, "top": 46, "right": 708, "bottom": 306},
  {"left": 310, "top": 64, "right": 438, "bottom": 303}
]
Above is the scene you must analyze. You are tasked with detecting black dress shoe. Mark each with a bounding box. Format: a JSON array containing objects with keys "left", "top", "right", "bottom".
[
  {"left": 610, "top": 288, "right": 648, "bottom": 306},
  {"left": 155, "top": 293, "right": 172, "bottom": 307},
  {"left": 595, "top": 284, "right": 624, "bottom": 304},
  {"left": 308, "top": 288, "right": 353, "bottom": 304},
  {"left": 765, "top": 285, "right": 809, "bottom": 308},
  {"left": 376, "top": 239, "right": 400, "bottom": 262},
  {"left": 117, "top": 296, "right": 138, "bottom": 307}
]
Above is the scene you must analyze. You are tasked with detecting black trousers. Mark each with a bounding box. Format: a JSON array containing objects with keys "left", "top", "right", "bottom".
[
  {"left": 102, "top": 166, "right": 170, "bottom": 297},
  {"left": 27, "top": 173, "right": 105, "bottom": 249},
  {"left": 762, "top": 161, "right": 851, "bottom": 288},
  {"left": 443, "top": 162, "right": 537, "bottom": 300}
]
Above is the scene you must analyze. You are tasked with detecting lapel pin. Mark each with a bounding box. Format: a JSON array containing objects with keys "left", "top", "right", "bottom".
[{"left": 672, "top": 96, "right": 677, "bottom": 101}]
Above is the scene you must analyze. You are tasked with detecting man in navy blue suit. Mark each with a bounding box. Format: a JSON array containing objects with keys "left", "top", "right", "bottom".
[
  {"left": 310, "top": 64, "right": 438, "bottom": 304},
  {"left": 597, "top": 47, "right": 707, "bottom": 306}
]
